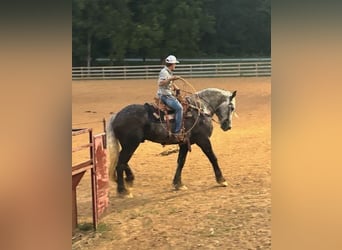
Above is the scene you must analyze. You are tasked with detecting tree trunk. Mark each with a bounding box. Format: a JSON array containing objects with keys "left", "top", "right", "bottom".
[{"left": 87, "top": 32, "right": 91, "bottom": 68}]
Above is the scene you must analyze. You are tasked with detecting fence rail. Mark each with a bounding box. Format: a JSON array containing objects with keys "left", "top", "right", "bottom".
[{"left": 72, "top": 59, "right": 271, "bottom": 80}]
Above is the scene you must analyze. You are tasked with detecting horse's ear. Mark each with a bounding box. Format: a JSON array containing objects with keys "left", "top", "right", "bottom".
[{"left": 231, "top": 90, "right": 237, "bottom": 98}]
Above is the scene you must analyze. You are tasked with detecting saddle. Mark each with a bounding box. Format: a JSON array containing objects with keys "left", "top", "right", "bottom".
[
  {"left": 144, "top": 95, "right": 203, "bottom": 146},
  {"left": 144, "top": 96, "right": 191, "bottom": 136},
  {"left": 144, "top": 97, "right": 188, "bottom": 122}
]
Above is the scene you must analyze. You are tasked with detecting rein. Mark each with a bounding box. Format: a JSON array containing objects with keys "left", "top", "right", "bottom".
[
  {"left": 194, "top": 90, "right": 239, "bottom": 120},
  {"left": 176, "top": 87, "right": 217, "bottom": 115},
  {"left": 211, "top": 117, "right": 220, "bottom": 124},
  {"left": 177, "top": 77, "right": 238, "bottom": 124},
  {"left": 177, "top": 77, "right": 223, "bottom": 124},
  {"left": 177, "top": 87, "right": 219, "bottom": 124}
]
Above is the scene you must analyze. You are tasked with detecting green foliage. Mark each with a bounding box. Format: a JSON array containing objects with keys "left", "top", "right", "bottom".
[
  {"left": 72, "top": 0, "right": 270, "bottom": 66},
  {"left": 77, "top": 222, "right": 93, "bottom": 231}
]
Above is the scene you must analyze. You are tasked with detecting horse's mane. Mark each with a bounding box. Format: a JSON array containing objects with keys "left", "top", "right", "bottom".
[
  {"left": 196, "top": 88, "right": 231, "bottom": 96},
  {"left": 195, "top": 88, "right": 231, "bottom": 104}
]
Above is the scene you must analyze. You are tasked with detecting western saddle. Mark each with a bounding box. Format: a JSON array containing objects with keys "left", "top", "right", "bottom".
[{"left": 152, "top": 94, "right": 190, "bottom": 141}]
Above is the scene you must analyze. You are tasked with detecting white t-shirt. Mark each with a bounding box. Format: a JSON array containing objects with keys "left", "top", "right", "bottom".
[{"left": 157, "top": 66, "right": 174, "bottom": 96}]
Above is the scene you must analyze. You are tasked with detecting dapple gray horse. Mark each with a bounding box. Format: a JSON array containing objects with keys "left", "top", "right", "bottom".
[{"left": 107, "top": 88, "right": 237, "bottom": 197}]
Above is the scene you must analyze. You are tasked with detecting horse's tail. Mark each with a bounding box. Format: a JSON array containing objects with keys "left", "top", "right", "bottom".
[{"left": 106, "top": 114, "right": 119, "bottom": 183}]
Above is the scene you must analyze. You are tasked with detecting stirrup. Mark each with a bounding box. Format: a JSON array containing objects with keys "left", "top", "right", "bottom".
[{"left": 173, "top": 132, "right": 185, "bottom": 142}]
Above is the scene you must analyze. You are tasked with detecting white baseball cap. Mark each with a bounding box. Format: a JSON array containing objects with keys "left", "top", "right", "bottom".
[{"left": 165, "top": 55, "right": 180, "bottom": 64}]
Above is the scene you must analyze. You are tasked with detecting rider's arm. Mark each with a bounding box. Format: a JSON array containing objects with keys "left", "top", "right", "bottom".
[
  {"left": 172, "top": 81, "right": 180, "bottom": 90},
  {"left": 158, "top": 75, "right": 179, "bottom": 86}
]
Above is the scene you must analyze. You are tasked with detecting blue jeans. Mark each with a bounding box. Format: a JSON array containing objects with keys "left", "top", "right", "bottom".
[{"left": 160, "top": 95, "right": 183, "bottom": 133}]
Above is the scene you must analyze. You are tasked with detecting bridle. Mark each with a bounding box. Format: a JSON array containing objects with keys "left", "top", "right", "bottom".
[
  {"left": 176, "top": 83, "right": 237, "bottom": 123},
  {"left": 200, "top": 95, "right": 235, "bottom": 122}
]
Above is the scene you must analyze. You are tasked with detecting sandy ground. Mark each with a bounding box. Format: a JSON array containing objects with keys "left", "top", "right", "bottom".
[{"left": 72, "top": 77, "right": 271, "bottom": 249}]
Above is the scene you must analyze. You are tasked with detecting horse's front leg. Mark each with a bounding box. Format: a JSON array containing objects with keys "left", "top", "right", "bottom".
[
  {"left": 173, "top": 143, "right": 189, "bottom": 190},
  {"left": 196, "top": 137, "right": 228, "bottom": 187}
]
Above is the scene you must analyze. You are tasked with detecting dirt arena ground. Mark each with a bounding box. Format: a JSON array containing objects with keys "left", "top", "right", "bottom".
[{"left": 72, "top": 77, "right": 271, "bottom": 249}]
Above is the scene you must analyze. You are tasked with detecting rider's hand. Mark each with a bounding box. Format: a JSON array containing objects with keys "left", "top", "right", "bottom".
[{"left": 172, "top": 75, "right": 180, "bottom": 80}]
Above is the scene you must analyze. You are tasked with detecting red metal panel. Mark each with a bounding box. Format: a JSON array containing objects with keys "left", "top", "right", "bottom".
[
  {"left": 93, "top": 134, "right": 109, "bottom": 220},
  {"left": 72, "top": 128, "right": 96, "bottom": 234},
  {"left": 71, "top": 126, "right": 109, "bottom": 235}
]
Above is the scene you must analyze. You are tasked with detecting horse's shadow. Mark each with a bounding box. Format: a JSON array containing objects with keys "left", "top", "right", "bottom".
[{"left": 105, "top": 184, "right": 228, "bottom": 216}]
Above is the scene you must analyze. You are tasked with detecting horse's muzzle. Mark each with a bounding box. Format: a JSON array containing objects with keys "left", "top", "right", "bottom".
[{"left": 221, "top": 120, "right": 231, "bottom": 131}]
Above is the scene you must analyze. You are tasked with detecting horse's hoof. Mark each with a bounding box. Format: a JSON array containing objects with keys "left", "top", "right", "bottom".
[
  {"left": 174, "top": 184, "right": 188, "bottom": 190},
  {"left": 126, "top": 193, "right": 134, "bottom": 198},
  {"left": 218, "top": 181, "right": 228, "bottom": 187},
  {"left": 126, "top": 182, "right": 134, "bottom": 189},
  {"left": 117, "top": 192, "right": 133, "bottom": 198}
]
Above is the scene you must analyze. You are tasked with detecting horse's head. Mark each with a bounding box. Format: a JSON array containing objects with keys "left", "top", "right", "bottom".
[{"left": 216, "top": 90, "right": 237, "bottom": 131}]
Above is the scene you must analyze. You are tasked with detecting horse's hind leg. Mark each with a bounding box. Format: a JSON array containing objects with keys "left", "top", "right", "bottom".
[
  {"left": 116, "top": 162, "right": 131, "bottom": 197},
  {"left": 124, "top": 165, "right": 134, "bottom": 188},
  {"left": 196, "top": 137, "right": 228, "bottom": 187},
  {"left": 116, "top": 138, "right": 140, "bottom": 197},
  {"left": 173, "top": 144, "right": 189, "bottom": 190},
  {"left": 112, "top": 163, "right": 134, "bottom": 186}
]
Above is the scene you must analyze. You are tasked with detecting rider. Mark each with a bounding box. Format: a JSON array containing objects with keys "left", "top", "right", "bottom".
[{"left": 156, "top": 55, "right": 183, "bottom": 140}]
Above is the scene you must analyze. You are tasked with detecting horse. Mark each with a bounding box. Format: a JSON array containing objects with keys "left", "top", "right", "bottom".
[{"left": 106, "top": 88, "right": 237, "bottom": 197}]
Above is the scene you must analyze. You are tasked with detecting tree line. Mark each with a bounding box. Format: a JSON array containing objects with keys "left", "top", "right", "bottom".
[{"left": 72, "top": 0, "right": 270, "bottom": 66}]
